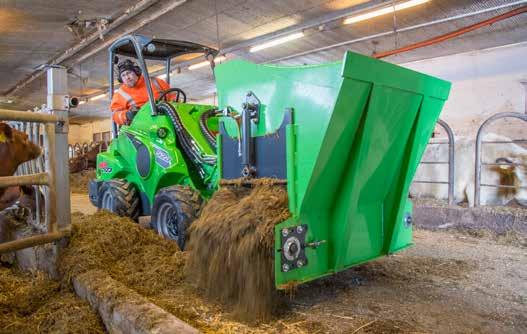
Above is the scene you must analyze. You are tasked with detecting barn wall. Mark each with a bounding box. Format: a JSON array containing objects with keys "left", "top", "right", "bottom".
[
  {"left": 190, "top": 95, "right": 218, "bottom": 106},
  {"left": 69, "top": 119, "right": 112, "bottom": 144},
  {"left": 403, "top": 42, "right": 527, "bottom": 138},
  {"left": 69, "top": 43, "right": 526, "bottom": 144}
]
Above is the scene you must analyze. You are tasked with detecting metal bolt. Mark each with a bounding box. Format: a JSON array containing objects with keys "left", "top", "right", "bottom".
[
  {"left": 296, "top": 260, "right": 304, "bottom": 268},
  {"left": 404, "top": 214, "right": 413, "bottom": 227},
  {"left": 296, "top": 225, "right": 304, "bottom": 234},
  {"left": 282, "top": 264, "right": 290, "bottom": 272},
  {"left": 281, "top": 228, "right": 289, "bottom": 237}
]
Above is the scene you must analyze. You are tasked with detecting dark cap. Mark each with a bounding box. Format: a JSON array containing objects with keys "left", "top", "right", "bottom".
[{"left": 117, "top": 59, "right": 141, "bottom": 82}]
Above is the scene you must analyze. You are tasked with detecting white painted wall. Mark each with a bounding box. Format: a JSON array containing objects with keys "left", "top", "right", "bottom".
[
  {"left": 69, "top": 119, "right": 112, "bottom": 144},
  {"left": 402, "top": 42, "right": 527, "bottom": 138},
  {"left": 405, "top": 42, "right": 527, "bottom": 205}
]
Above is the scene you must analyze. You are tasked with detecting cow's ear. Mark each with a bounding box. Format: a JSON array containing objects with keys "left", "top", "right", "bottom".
[{"left": 0, "top": 123, "right": 13, "bottom": 143}]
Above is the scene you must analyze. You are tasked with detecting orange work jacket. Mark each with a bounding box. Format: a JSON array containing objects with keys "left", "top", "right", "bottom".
[{"left": 110, "top": 75, "right": 170, "bottom": 125}]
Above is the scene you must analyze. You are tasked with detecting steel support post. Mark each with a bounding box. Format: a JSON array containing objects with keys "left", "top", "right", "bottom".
[{"left": 46, "top": 66, "right": 71, "bottom": 230}]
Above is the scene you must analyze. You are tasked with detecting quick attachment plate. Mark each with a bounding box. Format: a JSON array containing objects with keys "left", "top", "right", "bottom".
[{"left": 280, "top": 224, "right": 308, "bottom": 273}]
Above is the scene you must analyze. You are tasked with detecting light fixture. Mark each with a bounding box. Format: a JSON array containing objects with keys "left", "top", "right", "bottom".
[
  {"left": 343, "top": 0, "right": 430, "bottom": 24},
  {"left": 90, "top": 93, "right": 107, "bottom": 101},
  {"left": 188, "top": 56, "right": 227, "bottom": 71},
  {"left": 156, "top": 73, "right": 167, "bottom": 80},
  {"left": 249, "top": 32, "right": 305, "bottom": 53},
  {"left": 78, "top": 100, "right": 86, "bottom": 105}
]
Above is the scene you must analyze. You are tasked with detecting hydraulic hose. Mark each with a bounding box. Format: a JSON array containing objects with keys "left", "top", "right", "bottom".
[
  {"left": 157, "top": 103, "right": 216, "bottom": 179},
  {"left": 199, "top": 109, "right": 220, "bottom": 151}
]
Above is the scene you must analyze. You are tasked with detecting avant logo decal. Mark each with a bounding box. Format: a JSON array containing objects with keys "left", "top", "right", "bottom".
[
  {"left": 98, "top": 161, "right": 113, "bottom": 173},
  {"left": 154, "top": 146, "right": 171, "bottom": 168}
]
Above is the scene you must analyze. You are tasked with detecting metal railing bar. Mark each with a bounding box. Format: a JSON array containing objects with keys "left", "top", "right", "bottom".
[
  {"left": 480, "top": 183, "right": 527, "bottom": 189},
  {"left": 413, "top": 180, "right": 449, "bottom": 185},
  {"left": 482, "top": 162, "right": 527, "bottom": 167},
  {"left": 0, "top": 109, "right": 65, "bottom": 123},
  {"left": 0, "top": 173, "right": 50, "bottom": 187},
  {"left": 0, "top": 229, "right": 69, "bottom": 254},
  {"left": 481, "top": 140, "right": 527, "bottom": 144}
]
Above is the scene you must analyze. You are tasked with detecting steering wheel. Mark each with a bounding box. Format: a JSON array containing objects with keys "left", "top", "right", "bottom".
[{"left": 157, "top": 88, "right": 187, "bottom": 103}]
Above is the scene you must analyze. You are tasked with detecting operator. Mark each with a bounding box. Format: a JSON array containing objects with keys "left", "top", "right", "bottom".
[{"left": 110, "top": 59, "right": 171, "bottom": 125}]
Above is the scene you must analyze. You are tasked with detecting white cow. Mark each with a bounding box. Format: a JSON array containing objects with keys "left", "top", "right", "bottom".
[{"left": 410, "top": 133, "right": 527, "bottom": 207}]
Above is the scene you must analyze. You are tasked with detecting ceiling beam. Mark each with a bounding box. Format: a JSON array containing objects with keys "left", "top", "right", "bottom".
[{"left": 3, "top": 0, "right": 189, "bottom": 98}]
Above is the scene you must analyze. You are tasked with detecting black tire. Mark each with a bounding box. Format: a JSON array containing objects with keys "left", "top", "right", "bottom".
[
  {"left": 98, "top": 179, "right": 140, "bottom": 220},
  {"left": 151, "top": 186, "right": 202, "bottom": 250}
]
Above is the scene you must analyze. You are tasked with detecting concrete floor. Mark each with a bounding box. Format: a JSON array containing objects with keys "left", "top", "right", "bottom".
[
  {"left": 71, "top": 193, "right": 97, "bottom": 215},
  {"left": 66, "top": 194, "right": 526, "bottom": 333}
]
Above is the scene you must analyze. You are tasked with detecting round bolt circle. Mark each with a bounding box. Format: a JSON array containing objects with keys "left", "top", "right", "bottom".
[
  {"left": 296, "top": 225, "right": 304, "bottom": 233},
  {"left": 281, "top": 228, "right": 289, "bottom": 237},
  {"left": 157, "top": 127, "right": 168, "bottom": 139},
  {"left": 282, "top": 264, "right": 290, "bottom": 272},
  {"left": 404, "top": 214, "right": 413, "bottom": 227},
  {"left": 296, "top": 260, "right": 304, "bottom": 268},
  {"left": 289, "top": 242, "right": 299, "bottom": 254}
]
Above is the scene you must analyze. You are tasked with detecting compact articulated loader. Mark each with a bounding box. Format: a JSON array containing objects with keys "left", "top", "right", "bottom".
[{"left": 90, "top": 34, "right": 451, "bottom": 288}]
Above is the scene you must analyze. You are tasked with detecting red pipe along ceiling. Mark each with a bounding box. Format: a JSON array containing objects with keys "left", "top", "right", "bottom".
[{"left": 373, "top": 5, "right": 527, "bottom": 59}]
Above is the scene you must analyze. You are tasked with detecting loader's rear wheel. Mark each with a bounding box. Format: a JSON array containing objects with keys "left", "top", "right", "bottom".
[
  {"left": 151, "top": 186, "right": 202, "bottom": 250},
  {"left": 98, "top": 179, "right": 140, "bottom": 220}
]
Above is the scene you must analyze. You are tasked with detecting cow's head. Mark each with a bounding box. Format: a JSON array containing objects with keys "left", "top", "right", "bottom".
[
  {"left": 493, "top": 156, "right": 527, "bottom": 207},
  {"left": 0, "top": 122, "right": 42, "bottom": 177}
]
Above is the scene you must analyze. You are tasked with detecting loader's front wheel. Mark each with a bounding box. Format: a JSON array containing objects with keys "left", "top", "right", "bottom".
[
  {"left": 151, "top": 186, "right": 202, "bottom": 250},
  {"left": 98, "top": 179, "right": 140, "bottom": 220}
]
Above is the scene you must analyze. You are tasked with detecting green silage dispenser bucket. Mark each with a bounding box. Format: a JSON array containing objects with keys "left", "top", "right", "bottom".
[{"left": 215, "top": 51, "right": 451, "bottom": 288}]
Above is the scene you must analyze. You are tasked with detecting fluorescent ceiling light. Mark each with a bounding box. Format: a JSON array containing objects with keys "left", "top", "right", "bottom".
[
  {"left": 344, "top": 0, "right": 430, "bottom": 24},
  {"left": 78, "top": 100, "right": 86, "bottom": 105},
  {"left": 90, "top": 93, "right": 107, "bottom": 101},
  {"left": 250, "top": 32, "right": 305, "bottom": 53},
  {"left": 156, "top": 74, "right": 167, "bottom": 80},
  {"left": 188, "top": 56, "right": 227, "bottom": 71}
]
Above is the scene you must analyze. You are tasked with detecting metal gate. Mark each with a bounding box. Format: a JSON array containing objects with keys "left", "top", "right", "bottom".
[
  {"left": 474, "top": 112, "right": 527, "bottom": 207},
  {"left": 0, "top": 66, "right": 71, "bottom": 254},
  {"left": 412, "top": 119, "right": 456, "bottom": 205},
  {"left": 10, "top": 115, "right": 47, "bottom": 226}
]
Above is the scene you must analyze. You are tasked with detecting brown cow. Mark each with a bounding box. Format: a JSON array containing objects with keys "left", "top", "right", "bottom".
[
  {"left": 0, "top": 122, "right": 41, "bottom": 176},
  {"left": 69, "top": 142, "right": 105, "bottom": 173},
  {"left": 0, "top": 122, "right": 42, "bottom": 200}
]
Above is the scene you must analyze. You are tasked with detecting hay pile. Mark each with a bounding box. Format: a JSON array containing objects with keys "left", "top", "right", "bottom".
[
  {"left": 59, "top": 212, "right": 217, "bottom": 331},
  {"left": 2, "top": 181, "right": 292, "bottom": 332},
  {"left": 69, "top": 169, "right": 96, "bottom": 194},
  {"left": 61, "top": 210, "right": 299, "bottom": 332},
  {"left": 186, "top": 182, "right": 290, "bottom": 321},
  {"left": 0, "top": 266, "right": 104, "bottom": 334},
  {"left": 59, "top": 211, "right": 186, "bottom": 295}
]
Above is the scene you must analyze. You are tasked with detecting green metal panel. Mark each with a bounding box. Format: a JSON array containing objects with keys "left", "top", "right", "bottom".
[
  {"left": 215, "top": 51, "right": 450, "bottom": 288},
  {"left": 96, "top": 102, "right": 219, "bottom": 208}
]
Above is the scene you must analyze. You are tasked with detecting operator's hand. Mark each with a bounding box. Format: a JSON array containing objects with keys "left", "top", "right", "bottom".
[{"left": 125, "top": 106, "right": 139, "bottom": 125}]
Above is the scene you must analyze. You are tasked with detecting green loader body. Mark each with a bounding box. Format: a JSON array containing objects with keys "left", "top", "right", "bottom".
[
  {"left": 215, "top": 51, "right": 450, "bottom": 287},
  {"left": 95, "top": 103, "right": 219, "bottom": 209},
  {"left": 92, "top": 36, "right": 450, "bottom": 289}
]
